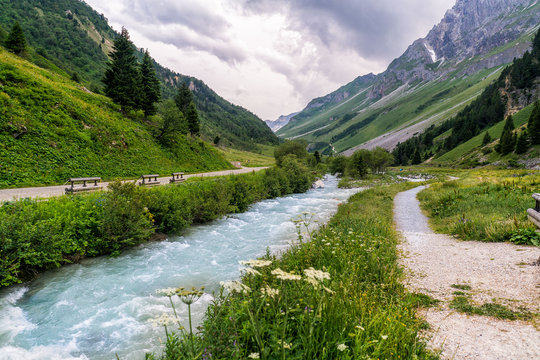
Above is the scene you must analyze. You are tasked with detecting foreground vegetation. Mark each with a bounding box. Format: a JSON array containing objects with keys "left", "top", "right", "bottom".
[
  {"left": 150, "top": 181, "right": 438, "bottom": 359},
  {"left": 0, "top": 159, "right": 314, "bottom": 287},
  {"left": 418, "top": 170, "right": 540, "bottom": 245}
]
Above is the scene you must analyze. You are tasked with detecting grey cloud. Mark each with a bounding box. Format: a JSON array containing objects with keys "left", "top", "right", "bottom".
[{"left": 240, "top": 0, "right": 454, "bottom": 60}]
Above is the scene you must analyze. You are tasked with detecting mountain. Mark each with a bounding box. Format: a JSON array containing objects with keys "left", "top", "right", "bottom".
[
  {"left": 0, "top": 47, "right": 232, "bottom": 188},
  {"left": 0, "top": 0, "right": 278, "bottom": 150},
  {"left": 265, "top": 112, "right": 300, "bottom": 132},
  {"left": 277, "top": 0, "right": 540, "bottom": 155}
]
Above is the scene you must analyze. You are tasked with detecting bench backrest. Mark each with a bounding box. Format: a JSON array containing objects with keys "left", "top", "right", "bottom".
[{"left": 69, "top": 177, "right": 101, "bottom": 182}]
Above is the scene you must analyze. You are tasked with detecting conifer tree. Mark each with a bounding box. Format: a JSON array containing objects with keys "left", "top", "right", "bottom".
[
  {"left": 186, "top": 101, "right": 200, "bottom": 136},
  {"left": 139, "top": 50, "right": 161, "bottom": 116},
  {"left": 411, "top": 149, "right": 422, "bottom": 165},
  {"left": 103, "top": 27, "right": 140, "bottom": 111},
  {"left": 528, "top": 101, "right": 540, "bottom": 145},
  {"left": 515, "top": 132, "right": 529, "bottom": 154},
  {"left": 5, "top": 22, "right": 26, "bottom": 55},
  {"left": 481, "top": 131, "right": 492, "bottom": 146},
  {"left": 498, "top": 115, "right": 516, "bottom": 155},
  {"left": 174, "top": 82, "right": 193, "bottom": 114}
]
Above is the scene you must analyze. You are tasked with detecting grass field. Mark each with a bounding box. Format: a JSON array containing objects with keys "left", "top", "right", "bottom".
[{"left": 219, "top": 146, "right": 276, "bottom": 167}]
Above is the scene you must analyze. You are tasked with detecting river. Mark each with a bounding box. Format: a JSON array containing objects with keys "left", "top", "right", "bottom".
[{"left": 0, "top": 176, "right": 360, "bottom": 359}]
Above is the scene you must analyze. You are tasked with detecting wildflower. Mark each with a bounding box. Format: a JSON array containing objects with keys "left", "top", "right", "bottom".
[
  {"left": 381, "top": 335, "right": 388, "bottom": 340},
  {"left": 242, "top": 267, "right": 262, "bottom": 276},
  {"left": 304, "top": 267, "right": 330, "bottom": 281},
  {"left": 304, "top": 277, "right": 319, "bottom": 288},
  {"left": 337, "top": 343, "right": 348, "bottom": 351},
  {"left": 280, "top": 341, "right": 292, "bottom": 349},
  {"left": 176, "top": 287, "right": 204, "bottom": 305},
  {"left": 220, "top": 280, "right": 250, "bottom": 294},
  {"left": 323, "top": 286, "right": 334, "bottom": 294},
  {"left": 155, "top": 287, "right": 177, "bottom": 297},
  {"left": 148, "top": 314, "right": 176, "bottom": 327},
  {"left": 355, "top": 325, "right": 365, "bottom": 331},
  {"left": 248, "top": 352, "right": 260, "bottom": 359},
  {"left": 239, "top": 259, "right": 272, "bottom": 268},
  {"left": 260, "top": 285, "right": 279, "bottom": 298},
  {"left": 271, "top": 268, "right": 301, "bottom": 281}
]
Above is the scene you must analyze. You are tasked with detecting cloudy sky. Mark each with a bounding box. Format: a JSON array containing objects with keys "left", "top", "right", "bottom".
[{"left": 85, "top": 0, "right": 456, "bottom": 120}]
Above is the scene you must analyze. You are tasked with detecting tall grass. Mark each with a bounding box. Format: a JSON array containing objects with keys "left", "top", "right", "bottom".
[
  {"left": 150, "top": 182, "right": 437, "bottom": 359},
  {"left": 418, "top": 170, "right": 540, "bottom": 243}
]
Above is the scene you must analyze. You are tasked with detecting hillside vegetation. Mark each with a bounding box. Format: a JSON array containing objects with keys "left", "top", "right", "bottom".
[
  {"left": 0, "top": 47, "right": 232, "bottom": 188},
  {"left": 0, "top": 0, "right": 278, "bottom": 150}
]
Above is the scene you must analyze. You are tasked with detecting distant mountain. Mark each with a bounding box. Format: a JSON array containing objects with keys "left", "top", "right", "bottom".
[
  {"left": 265, "top": 112, "right": 299, "bottom": 132},
  {"left": 277, "top": 0, "right": 540, "bottom": 155},
  {"left": 0, "top": 0, "right": 278, "bottom": 150}
]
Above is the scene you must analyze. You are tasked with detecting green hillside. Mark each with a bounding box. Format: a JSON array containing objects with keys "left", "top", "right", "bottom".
[
  {"left": 0, "top": 47, "right": 232, "bottom": 188},
  {"left": 0, "top": 0, "right": 278, "bottom": 150}
]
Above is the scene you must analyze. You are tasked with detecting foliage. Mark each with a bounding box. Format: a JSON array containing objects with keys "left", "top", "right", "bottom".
[
  {"left": 418, "top": 171, "right": 540, "bottom": 243},
  {"left": 515, "top": 132, "right": 529, "bottom": 154},
  {"left": 528, "top": 101, "right": 540, "bottom": 145},
  {"left": 509, "top": 228, "right": 540, "bottom": 246},
  {"left": 174, "top": 82, "right": 193, "bottom": 114},
  {"left": 4, "top": 21, "right": 26, "bottom": 55},
  {"left": 0, "top": 48, "right": 232, "bottom": 188},
  {"left": 328, "top": 147, "right": 393, "bottom": 179},
  {"left": 0, "top": 166, "right": 315, "bottom": 287},
  {"left": 152, "top": 182, "right": 436, "bottom": 359},
  {"left": 450, "top": 295, "right": 530, "bottom": 320},
  {"left": 102, "top": 27, "right": 141, "bottom": 111},
  {"left": 186, "top": 101, "right": 200, "bottom": 136},
  {"left": 139, "top": 50, "right": 161, "bottom": 116},
  {"left": 497, "top": 116, "right": 516, "bottom": 154},
  {"left": 155, "top": 99, "right": 188, "bottom": 146},
  {"left": 482, "top": 131, "right": 492, "bottom": 146},
  {"left": 274, "top": 140, "right": 308, "bottom": 166}
]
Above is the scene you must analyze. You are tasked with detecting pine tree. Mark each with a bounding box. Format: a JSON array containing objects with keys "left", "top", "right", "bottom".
[
  {"left": 515, "top": 132, "right": 529, "bottom": 154},
  {"left": 498, "top": 115, "right": 516, "bottom": 155},
  {"left": 175, "top": 82, "right": 193, "bottom": 114},
  {"left": 528, "top": 101, "right": 540, "bottom": 145},
  {"left": 139, "top": 50, "right": 161, "bottom": 116},
  {"left": 411, "top": 149, "right": 422, "bottom": 165},
  {"left": 186, "top": 101, "right": 200, "bottom": 136},
  {"left": 103, "top": 27, "right": 140, "bottom": 111},
  {"left": 481, "top": 131, "right": 492, "bottom": 146},
  {"left": 5, "top": 22, "right": 26, "bottom": 55}
]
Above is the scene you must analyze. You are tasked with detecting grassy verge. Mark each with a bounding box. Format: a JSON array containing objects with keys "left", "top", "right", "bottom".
[
  {"left": 0, "top": 160, "right": 314, "bottom": 287},
  {"left": 150, "top": 181, "right": 439, "bottom": 359},
  {"left": 417, "top": 170, "right": 540, "bottom": 244},
  {"left": 218, "top": 147, "right": 276, "bottom": 167}
]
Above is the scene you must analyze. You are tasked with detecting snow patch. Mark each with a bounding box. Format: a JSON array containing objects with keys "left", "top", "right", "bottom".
[{"left": 424, "top": 42, "right": 437, "bottom": 63}]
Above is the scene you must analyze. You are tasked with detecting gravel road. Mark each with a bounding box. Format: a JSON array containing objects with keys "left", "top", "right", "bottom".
[
  {"left": 0, "top": 167, "right": 268, "bottom": 202},
  {"left": 395, "top": 185, "right": 540, "bottom": 360}
]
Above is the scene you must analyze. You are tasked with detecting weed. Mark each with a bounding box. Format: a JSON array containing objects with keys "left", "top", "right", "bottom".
[
  {"left": 451, "top": 284, "right": 472, "bottom": 291},
  {"left": 450, "top": 296, "right": 531, "bottom": 320}
]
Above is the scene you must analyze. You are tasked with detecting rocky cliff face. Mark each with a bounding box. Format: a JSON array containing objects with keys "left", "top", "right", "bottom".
[
  {"left": 265, "top": 112, "right": 300, "bottom": 132},
  {"left": 371, "top": 0, "right": 539, "bottom": 99}
]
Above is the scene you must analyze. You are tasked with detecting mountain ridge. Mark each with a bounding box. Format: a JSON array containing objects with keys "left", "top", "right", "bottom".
[{"left": 277, "top": 0, "right": 540, "bottom": 155}]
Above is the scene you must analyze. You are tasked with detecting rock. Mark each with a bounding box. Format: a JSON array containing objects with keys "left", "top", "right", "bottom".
[{"left": 312, "top": 180, "right": 325, "bottom": 189}]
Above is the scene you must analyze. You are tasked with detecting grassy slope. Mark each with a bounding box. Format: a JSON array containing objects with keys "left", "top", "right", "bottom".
[
  {"left": 218, "top": 147, "right": 276, "bottom": 167},
  {"left": 434, "top": 103, "right": 534, "bottom": 164},
  {"left": 278, "top": 28, "right": 536, "bottom": 154},
  {"left": 0, "top": 48, "right": 232, "bottom": 188}
]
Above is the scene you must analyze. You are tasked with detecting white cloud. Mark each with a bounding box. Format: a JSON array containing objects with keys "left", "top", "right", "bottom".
[{"left": 85, "top": 0, "right": 455, "bottom": 120}]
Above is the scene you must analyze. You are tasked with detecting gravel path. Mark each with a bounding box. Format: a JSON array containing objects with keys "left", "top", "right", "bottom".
[
  {"left": 0, "top": 167, "right": 268, "bottom": 202},
  {"left": 395, "top": 185, "right": 540, "bottom": 360}
]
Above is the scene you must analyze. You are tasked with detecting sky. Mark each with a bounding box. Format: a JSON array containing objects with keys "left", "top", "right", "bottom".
[{"left": 84, "top": 0, "right": 456, "bottom": 120}]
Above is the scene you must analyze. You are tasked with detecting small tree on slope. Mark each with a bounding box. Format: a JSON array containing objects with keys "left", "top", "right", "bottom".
[{"left": 5, "top": 22, "right": 26, "bottom": 55}]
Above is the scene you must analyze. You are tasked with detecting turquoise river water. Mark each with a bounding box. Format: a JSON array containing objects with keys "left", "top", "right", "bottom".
[{"left": 0, "top": 176, "right": 360, "bottom": 359}]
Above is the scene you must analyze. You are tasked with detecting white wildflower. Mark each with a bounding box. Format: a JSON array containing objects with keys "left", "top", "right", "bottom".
[
  {"left": 303, "top": 267, "right": 330, "bottom": 282},
  {"left": 355, "top": 325, "right": 365, "bottom": 331},
  {"left": 239, "top": 259, "right": 272, "bottom": 268},
  {"left": 220, "top": 280, "right": 250, "bottom": 294},
  {"left": 271, "top": 268, "right": 301, "bottom": 281},
  {"left": 248, "top": 352, "right": 260, "bottom": 359},
  {"left": 242, "top": 267, "right": 262, "bottom": 276},
  {"left": 381, "top": 335, "right": 388, "bottom": 340},
  {"left": 148, "top": 314, "right": 176, "bottom": 327},
  {"left": 155, "top": 288, "right": 177, "bottom": 297},
  {"left": 304, "top": 277, "right": 319, "bottom": 288},
  {"left": 323, "top": 286, "right": 335, "bottom": 294},
  {"left": 280, "top": 341, "right": 292, "bottom": 349},
  {"left": 337, "top": 343, "right": 348, "bottom": 351},
  {"left": 260, "top": 285, "right": 280, "bottom": 298}
]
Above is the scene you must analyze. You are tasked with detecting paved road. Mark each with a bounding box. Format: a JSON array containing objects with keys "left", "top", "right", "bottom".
[{"left": 0, "top": 167, "right": 268, "bottom": 202}]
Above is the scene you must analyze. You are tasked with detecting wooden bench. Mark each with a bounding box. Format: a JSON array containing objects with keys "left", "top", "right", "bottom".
[
  {"left": 139, "top": 174, "right": 160, "bottom": 186},
  {"left": 170, "top": 172, "right": 185, "bottom": 183},
  {"left": 65, "top": 177, "right": 102, "bottom": 194},
  {"left": 527, "top": 193, "right": 540, "bottom": 229}
]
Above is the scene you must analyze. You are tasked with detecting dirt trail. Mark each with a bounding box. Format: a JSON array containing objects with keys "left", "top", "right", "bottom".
[
  {"left": 0, "top": 167, "right": 268, "bottom": 202},
  {"left": 394, "top": 185, "right": 540, "bottom": 360}
]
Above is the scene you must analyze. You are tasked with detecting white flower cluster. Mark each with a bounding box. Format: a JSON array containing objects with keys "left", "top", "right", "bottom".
[
  {"left": 248, "top": 352, "right": 260, "bottom": 359},
  {"left": 271, "top": 268, "right": 301, "bottom": 281},
  {"left": 155, "top": 287, "right": 177, "bottom": 297},
  {"left": 304, "top": 267, "right": 330, "bottom": 281},
  {"left": 148, "top": 314, "right": 176, "bottom": 327},
  {"left": 220, "top": 280, "right": 250, "bottom": 294},
  {"left": 239, "top": 259, "right": 272, "bottom": 268},
  {"left": 337, "top": 343, "right": 348, "bottom": 351},
  {"left": 242, "top": 267, "right": 262, "bottom": 276},
  {"left": 260, "top": 285, "right": 280, "bottom": 298}
]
